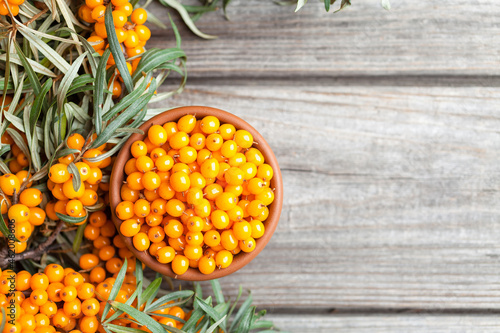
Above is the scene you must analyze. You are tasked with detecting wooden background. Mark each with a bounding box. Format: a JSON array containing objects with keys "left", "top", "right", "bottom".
[{"left": 147, "top": 0, "right": 500, "bottom": 331}]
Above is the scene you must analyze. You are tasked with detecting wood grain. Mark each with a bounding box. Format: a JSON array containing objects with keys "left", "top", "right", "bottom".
[
  {"left": 266, "top": 314, "right": 500, "bottom": 332},
  {"left": 147, "top": 0, "right": 500, "bottom": 78},
  {"left": 152, "top": 82, "right": 500, "bottom": 309}
]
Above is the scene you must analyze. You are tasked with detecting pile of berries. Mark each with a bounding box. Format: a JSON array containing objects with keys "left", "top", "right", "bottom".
[
  {"left": 0, "top": 0, "right": 23, "bottom": 17},
  {"left": 1, "top": 262, "right": 188, "bottom": 333},
  {"left": 116, "top": 114, "right": 275, "bottom": 276},
  {"left": 45, "top": 132, "right": 113, "bottom": 226},
  {"left": 78, "top": 0, "right": 150, "bottom": 99}
]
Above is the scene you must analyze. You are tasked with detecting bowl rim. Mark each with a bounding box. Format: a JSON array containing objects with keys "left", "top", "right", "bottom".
[{"left": 109, "top": 106, "right": 283, "bottom": 281}]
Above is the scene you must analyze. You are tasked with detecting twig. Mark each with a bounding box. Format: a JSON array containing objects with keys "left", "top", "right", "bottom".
[{"left": 0, "top": 220, "right": 65, "bottom": 268}]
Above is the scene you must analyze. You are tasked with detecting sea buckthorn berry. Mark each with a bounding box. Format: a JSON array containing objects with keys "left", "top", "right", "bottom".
[
  {"left": 90, "top": 5, "right": 105, "bottom": 23},
  {"left": 73, "top": 162, "right": 90, "bottom": 182},
  {"left": 63, "top": 180, "right": 85, "bottom": 199},
  {"left": 19, "top": 313, "right": 36, "bottom": 330},
  {"left": 172, "top": 255, "right": 189, "bottom": 275},
  {"left": 134, "top": 24, "right": 151, "bottom": 41},
  {"left": 233, "top": 221, "right": 252, "bottom": 240},
  {"left": 219, "top": 123, "right": 236, "bottom": 140},
  {"left": 44, "top": 264, "right": 64, "bottom": 283},
  {"left": 105, "top": 258, "right": 123, "bottom": 274},
  {"left": 245, "top": 148, "right": 264, "bottom": 166},
  {"left": 145, "top": 213, "right": 162, "bottom": 226},
  {"left": 194, "top": 198, "right": 211, "bottom": 218},
  {"left": 124, "top": 30, "right": 140, "bottom": 48},
  {"left": 149, "top": 241, "right": 166, "bottom": 256},
  {"left": 111, "top": 10, "right": 127, "bottom": 28},
  {"left": 133, "top": 232, "right": 150, "bottom": 251},
  {"left": 126, "top": 172, "right": 144, "bottom": 191},
  {"left": 150, "top": 148, "right": 167, "bottom": 162},
  {"left": 185, "top": 231, "right": 203, "bottom": 246},
  {"left": 120, "top": 218, "right": 141, "bottom": 237},
  {"left": 47, "top": 282, "right": 64, "bottom": 302},
  {"left": 141, "top": 171, "right": 161, "bottom": 191},
  {"left": 200, "top": 116, "right": 220, "bottom": 134},
  {"left": 135, "top": 155, "right": 154, "bottom": 173},
  {"left": 234, "top": 130, "right": 253, "bottom": 149},
  {"left": 116, "top": 2, "right": 133, "bottom": 15},
  {"left": 211, "top": 210, "right": 230, "bottom": 229},
  {"left": 178, "top": 146, "right": 197, "bottom": 164},
  {"left": 16, "top": 170, "right": 32, "bottom": 186},
  {"left": 66, "top": 133, "right": 85, "bottom": 151},
  {"left": 85, "top": 0, "right": 102, "bottom": 9},
  {"left": 98, "top": 245, "right": 116, "bottom": 261},
  {"left": 148, "top": 226, "right": 165, "bottom": 243},
  {"left": 150, "top": 198, "right": 167, "bottom": 215},
  {"left": 227, "top": 205, "right": 244, "bottom": 221},
  {"left": 64, "top": 272, "right": 85, "bottom": 288},
  {"left": 82, "top": 298, "right": 100, "bottom": 316},
  {"left": 186, "top": 216, "right": 204, "bottom": 232},
  {"left": 120, "top": 184, "right": 139, "bottom": 203},
  {"left": 66, "top": 199, "right": 83, "bottom": 217},
  {"left": 186, "top": 187, "right": 203, "bottom": 206},
  {"left": 184, "top": 245, "right": 203, "bottom": 260},
  {"left": 206, "top": 134, "right": 223, "bottom": 152},
  {"left": 148, "top": 125, "right": 168, "bottom": 146},
  {"left": 202, "top": 230, "right": 220, "bottom": 248},
  {"left": 31, "top": 273, "right": 49, "bottom": 290},
  {"left": 247, "top": 199, "right": 266, "bottom": 217},
  {"left": 116, "top": 201, "right": 134, "bottom": 220},
  {"left": 9, "top": 203, "right": 30, "bottom": 223},
  {"left": 239, "top": 237, "right": 256, "bottom": 253},
  {"left": 16, "top": 270, "right": 32, "bottom": 291},
  {"left": 169, "top": 131, "right": 189, "bottom": 149},
  {"left": 165, "top": 199, "right": 185, "bottom": 217},
  {"left": 198, "top": 256, "right": 216, "bottom": 275},
  {"left": 220, "top": 230, "right": 238, "bottom": 251},
  {"left": 89, "top": 267, "right": 106, "bottom": 284},
  {"left": 177, "top": 114, "right": 197, "bottom": 133},
  {"left": 28, "top": 207, "right": 47, "bottom": 226},
  {"left": 163, "top": 121, "right": 178, "bottom": 136},
  {"left": 215, "top": 192, "right": 237, "bottom": 211},
  {"left": 158, "top": 182, "right": 175, "bottom": 200},
  {"left": 22, "top": 298, "right": 39, "bottom": 315},
  {"left": 133, "top": 199, "right": 150, "bottom": 217},
  {"left": 1, "top": 173, "right": 21, "bottom": 195},
  {"left": 131, "top": 141, "right": 147, "bottom": 158},
  {"left": 200, "top": 158, "right": 220, "bottom": 179},
  {"left": 154, "top": 246, "right": 174, "bottom": 264},
  {"left": 169, "top": 171, "right": 190, "bottom": 192},
  {"left": 77, "top": 283, "right": 95, "bottom": 300},
  {"left": 130, "top": 7, "right": 147, "bottom": 25},
  {"left": 164, "top": 219, "right": 184, "bottom": 238},
  {"left": 189, "top": 133, "right": 206, "bottom": 150},
  {"left": 14, "top": 222, "right": 31, "bottom": 242},
  {"left": 78, "top": 4, "right": 94, "bottom": 23},
  {"left": 203, "top": 184, "right": 221, "bottom": 201},
  {"left": 82, "top": 149, "right": 102, "bottom": 168},
  {"left": 64, "top": 298, "right": 82, "bottom": 317},
  {"left": 256, "top": 187, "right": 275, "bottom": 206},
  {"left": 89, "top": 211, "right": 107, "bottom": 227},
  {"left": 228, "top": 152, "right": 246, "bottom": 167},
  {"left": 80, "top": 189, "right": 98, "bottom": 206},
  {"left": 155, "top": 155, "right": 174, "bottom": 172},
  {"left": 30, "top": 289, "right": 48, "bottom": 306},
  {"left": 215, "top": 250, "right": 233, "bottom": 269},
  {"left": 79, "top": 253, "right": 100, "bottom": 270}
]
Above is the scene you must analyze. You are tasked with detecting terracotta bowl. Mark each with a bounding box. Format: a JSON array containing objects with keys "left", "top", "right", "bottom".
[{"left": 110, "top": 106, "right": 283, "bottom": 281}]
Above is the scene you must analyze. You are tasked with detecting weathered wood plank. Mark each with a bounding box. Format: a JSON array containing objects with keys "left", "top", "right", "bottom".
[
  {"left": 266, "top": 314, "right": 500, "bottom": 332},
  {"left": 147, "top": 0, "right": 500, "bottom": 77},
  {"left": 153, "top": 81, "right": 500, "bottom": 309}
]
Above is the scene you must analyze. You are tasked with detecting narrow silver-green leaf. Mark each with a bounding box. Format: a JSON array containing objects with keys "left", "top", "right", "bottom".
[
  {"left": 105, "top": 4, "right": 133, "bottom": 93},
  {"left": 295, "top": 0, "right": 308, "bottom": 11},
  {"left": 13, "top": 42, "right": 41, "bottom": 95},
  {"left": 55, "top": 212, "right": 87, "bottom": 224},
  {"left": 0, "top": 54, "right": 56, "bottom": 77},
  {"left": 31, "top": 78, "right": 52, "bottom": 130},
  {"left": 158, "top": 0, "right": 217, "bottom": 39},
  {"left": 94, "top": 48, "right": 111, "bottom": 135},
  {"left": 73, "top": 222, "right": 87, "bottom": 254},
  {"left": 67, "top": 162, "right": 82, "bottom": 192},
  {"left": 206, "top": 315, "right": 227, "bottom": 333},
  {"left": 102, "top": 258, "right": 128, "bottom": 321},
  {"left": 110, "top": 302, "right": 165, "bottom": 333},
  {"left": 57, "top": 52, "right": 88, "bottom": 113}
]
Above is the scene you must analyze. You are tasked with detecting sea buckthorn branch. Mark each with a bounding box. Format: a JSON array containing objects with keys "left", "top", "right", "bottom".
[{"left": 0, "top": 219, "right": 64, "bottom": 267}]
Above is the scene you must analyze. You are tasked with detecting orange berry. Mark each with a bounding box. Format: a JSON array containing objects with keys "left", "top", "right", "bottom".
[
  {"left": 198, "top": 256, "right": 215, "bottom": 275},
  {"left": 79, "top": 253, "right": 100, "bottom": 270},
  {"left": 0, "top": 173, "right": 20, "bottom": 195},
  {"left": 171, "top": 255, "right": 189, "bottom": 275},
  {"left": 130, "top": 8, "right": 147, "bottom": 25}
]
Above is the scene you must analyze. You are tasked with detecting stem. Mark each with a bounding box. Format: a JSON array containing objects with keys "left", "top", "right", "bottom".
[{"left": 0, "top": 220, "right": 64, "bottom": 268}]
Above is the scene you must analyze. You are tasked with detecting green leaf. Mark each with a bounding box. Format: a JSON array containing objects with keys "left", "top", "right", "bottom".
[
  {"left": 234, "top": 306, "right": 255, "bottom": 333},
  {"left": 105, "top": 4, "right": 134, "bottom": 93},
  {"left": 0, "top": 307, "right": 5, "bottom": 333},
  {"left": 93, "top": 48, "right": 111, "bottom": 135},
  {"left": 91, "top": 82, "right": 156, "bottom": 149},
  {"left": 57, "top": 52, "right": 88, "bottom": 114},
  {"left": 250, "top": 320, "right": 275, "bottom": 330},
  {"left": 30, "top": 78, "right": 52, "bottom": 130},
  {"left": 222, "top": 0, "right": 233, "bottom": 19},
  {"left": 55, "top": 212, "right": 87, "bottom": 224},
  {"left": 105, "top": 324, "right": 146, "bottom": 333},
  {"left": 139, "top": 277, "right": 162, "bottom": 309},
  {"left": 381, "top": 0, "right": 391, "bottom": 10},
  {"left": 0, "top": 146, "right": 11, "bottom": 156},
  {"left": 206, "top": 315, "right": 227, "bottom": 333},
  {"left": 295, "top": 0, "right": 308, "bottom": 12},
  {"left": 73, "top": 222, "right": 87, "bottom": 254},
  {"left": 13, "top": 42, "right": 41, "bottom": 95},
  {"left": 195, "top": 297, "right": 223, "bottom": 322},
  {"left": 146, "top": 290, "right": 194, "bottom": 312},
  {"left": 110, "top": 302, "right": 166, "bottom": 333},
  {"left": 181, "top": 307, "right": 204, "bottom": 332},
  {"left": 157, "top": 0, "right": 217, "bottom": 39},
  {"left": 102, "top": 258, "right": 128, "bottom": 321},
  {"left": 77, "top": 35, "right": 99, "bottom": 74},
  {"left": 0, "top": 54, "right": 57, "bottom": 77},
  {"left": 210, "top": 280, "right": 224, "bottom": 305},
  {"left": 131, "top": 49, "right": 186, "bottom": 83},
  {"left": 67, "top": 162, "right": 82, "bottom": 192},
  {"left": 6, "top": 128, "right": 30, "bottom": 163}
]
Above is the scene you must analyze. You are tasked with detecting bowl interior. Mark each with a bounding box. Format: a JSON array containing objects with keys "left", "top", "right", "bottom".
[{"left": 110, "top": 106, "right": 283, "bottom": 281}]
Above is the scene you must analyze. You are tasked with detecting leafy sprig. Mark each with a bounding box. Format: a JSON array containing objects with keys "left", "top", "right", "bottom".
[{"left": 102, "top": 259, "right": 283, "bottom": 333}]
